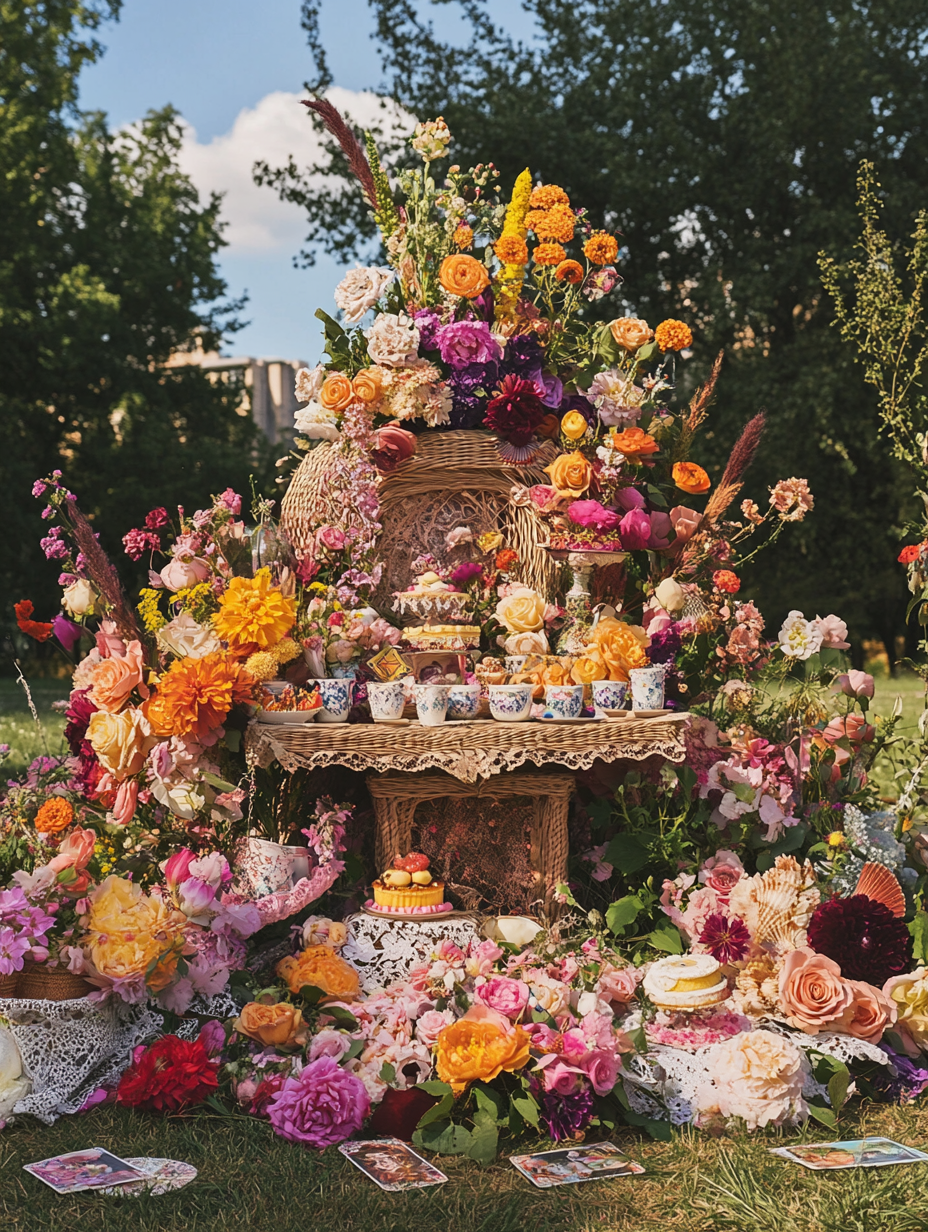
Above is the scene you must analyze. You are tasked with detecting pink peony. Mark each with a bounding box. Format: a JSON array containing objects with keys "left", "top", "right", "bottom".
[
  {"left": 567, "top": 500, "right": 620, "bottom": 532},
  {"left": 814, "top": 613, "right": 850, "bottom": 650},
  {"left": 266, "top": 1056, "right": 369, "bottom": 1148},
  {"left": 698, "top": 850, "right": 745, "bottom": 903},
  {"left": 837, "top": 670, "right": 874, "bottom": 699},
  {"left": 308, "top": 1029, "right": 353, "bottom": 1063},
  {"left": 475, "top": 975, "right": 530, "bottom": 1020}
]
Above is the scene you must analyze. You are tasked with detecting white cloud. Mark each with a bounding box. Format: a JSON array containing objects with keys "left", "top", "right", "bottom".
[{"left": 177, "top": 87, "right": 411, "bottom": 254}]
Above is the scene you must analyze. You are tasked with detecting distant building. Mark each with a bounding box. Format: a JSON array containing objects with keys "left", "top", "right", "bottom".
[{"left": 166, "top": 350, "right": 308, "bottom": 443}]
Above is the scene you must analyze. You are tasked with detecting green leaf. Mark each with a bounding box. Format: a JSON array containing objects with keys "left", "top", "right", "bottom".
[
  {"left": 622, "top": 1108, "right": 672, "bottom": 1140},
  {"left": 606, "top": 894, "right": 644, "bottom": 935},
  {"left": 909, "top": 910, "right": 928, "bottom": 965},
  {"left": 827, "top": 1066, "right": 850, "bottom": 1113},
  {"left": 201, "top": 771, "right": 239, "bottom": 793},
  {"left": 413, "top": 1121, "right": 471, "bottom": 1155},
  {"left": 297, "top": 983, "right": 325, "bottom": 1006},
  {"left": 322, "top": 1005, "right": 358, "bottom": 1030},
  {"left": 648, "top": 924, "right": 684, "bottom": 954},
  {"left": 466, "top": 1109, "right": 500, "bottom": 1163},
  {"left": 510, "top": 1093, "right": 540, "bottom": 1129},
  {"left": 417, "top": 1085, "right": 455, "bottom": 1128},
  {"left": 767, "top": 824, "right": 807, "bottom": 856},
  {"left": 808, "top": 1101, "right": 837, "bottom": 1129},
  {"left": 224, "top": 729, "right": 242, "bottom": 753},
  {"left": 625, "top": 1024, "right": 649, "bottom": 1054},
  {"left": 418, "top": 1080, "right": 454, "bottom": 1097},
  {"left": 343, "top": 1038, "right": 364, "bottom": 1063},
  {"left": 603, "top": 832, "right": 650, "bottom": 875},
  {"left": 379, "top": 1062, "right": 396, "bottom": 1084},
  {"left": 473, "top": 1083, "right": 506, "bottom": 1122}
]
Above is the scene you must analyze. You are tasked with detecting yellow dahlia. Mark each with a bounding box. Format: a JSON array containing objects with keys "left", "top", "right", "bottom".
[
  {"left": 654, "top": 318, "right": 694, "bottom": 352},
  {"left": 154, "top": 651, "right": 256, "bottom": 741},
  {"left": 214, "top": 567, "right": 296, "bottom": 652},
  {"left": 272, "top": 637, "right": 300, "bottom": 664}
]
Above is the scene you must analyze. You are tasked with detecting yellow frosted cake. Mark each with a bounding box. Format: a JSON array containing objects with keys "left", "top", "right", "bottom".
[
  {"left": 642, "top": 954, "right": 729, "bottom": 1010},
  {"left": 368, "top": 853, "right": 451, "bottom": 915}
]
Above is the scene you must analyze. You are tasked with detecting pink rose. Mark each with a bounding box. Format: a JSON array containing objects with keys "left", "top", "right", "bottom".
[
  {"left": 528, "top": 485, "right": 560, "bottom": 511},
  {"left": 581, "top": 1050, "right": 620, "bottom": 1096},
  {"left": 596, "top": 963, "right": 639, "bottom": 1006},
  {"left": 540, "top": 1058, "right": 585, "bottom": 1095},
  {"left": 778, "top": 948, "right": 855, "bottom": 1033},
  {"left": 160, "top": 556, "right": 210, "bottom": 591},
  {"left": 466, "top": 938, "right": 504, "bottom": 977},
  {"left": 370, "top": 422, "right": 418, "bottom": 473},
  {"left": 619, "top": 508, "right": 651, "bottom": 550},
  {"left": 837, "top": 670, "right": 874, "bottom": 699},
  {"left": 308, "top": 1029, "right": 352, "bottom": 1062},
  {"left": 837, "top": 980, "right": 897, "bottom": 1044},
  {"left": 48, "top": 827, "right": 96, "bottom": 873},
  {"left": 648, "top": 510, "right": 673, "bottom": 549},
  {"left": 317, "top": 525, "right": 347, "bottom": 552},
  {"left": 699, "top": 850, "right": 745, "bottom": 904},
  {"left": 670, "top": 505, "right": 702, "bottom": 545},
  {"left": 475, "top": 975, "right": 529, "bottom": 1020},
  {"left": 415, "top": 1009, "right": 455, "bottom": 1048},
  {"left": 95, "top": 619, "right": 127, "bottom": 659},
  {"left": 815, "top": 613, "right": 850, "bottom": 650}
]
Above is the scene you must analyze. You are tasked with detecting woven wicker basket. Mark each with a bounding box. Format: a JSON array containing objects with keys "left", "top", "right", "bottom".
[
  {"left": 0, "top": 972, "right": 19, "bottom": 997},
  {"left": 17, "top": 963, "right": 93, "bottom": 1001},
  {"left": 280, "top": 430, "right": 558, "bottom": 606}
]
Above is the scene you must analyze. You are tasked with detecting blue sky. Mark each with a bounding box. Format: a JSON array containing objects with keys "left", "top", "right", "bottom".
[{"left": 79, "top": 0, "right": 528, "bottom": 361}]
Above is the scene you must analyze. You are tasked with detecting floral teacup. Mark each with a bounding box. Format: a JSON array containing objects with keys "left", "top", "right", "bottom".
[
  {"left": 629, "top": 665, "right": 665, "bottom": 711},
  {"left": 488, "top": 683, "right": 533, "bottom": 722},
  {"left": 415, "top": 684, "right": 450, "bottom": 727},
  {"left": 317, "top": 678, "right": 352, "bottom": 723},
  {"left": 592, "top": 680, "right": 628, "bottom": 711},
  {"left": 545, "top": 684, "right": 584, "bottom": 719},
  {"left": 447, "top": 683, "right": 481, "bottom": 720},
  {"left": 368, "top": 681, "right": 406, "bottom": 722}
]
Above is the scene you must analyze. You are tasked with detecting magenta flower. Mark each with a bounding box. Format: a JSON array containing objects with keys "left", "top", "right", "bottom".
[
  {"left": 52, "top": 614, "right": 83, "bottom": 653},
  {"left": 144, "top": 507, "right": 170, "bottom": 529},
  {"left": 451, "top": 561, "right": 483, "bottom": 587},
  {"left": 567, "top": 500, "right": 620, "bottom": 532},
  {"left": 698, "top": 913, "right": 751, "bottom": 964},
  {"left": 122, "top": 528, "right": 161, "bottom": 561},
  {"left": 435, "top": 320, "right": 502, "bottom": 368},
  {"left": 267, "top": 1056, "right": 370, "bottom": 1149},
  {"left": 619, "top": 508, "right": 651, "bottom": 550},
  {"left": 218, "top": 488, "right": 242, "bottom": 514}
]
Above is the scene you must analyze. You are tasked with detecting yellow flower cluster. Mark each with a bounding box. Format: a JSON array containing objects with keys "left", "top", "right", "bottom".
[
  {"left": 137, "top": 588, "right": 165, "bottom": 634},
  {"left": 494, "top": 168, "right": 533, "bottom": 322},
  {"left": 245, "top": 636, "right": 301, "bottom": 682}
]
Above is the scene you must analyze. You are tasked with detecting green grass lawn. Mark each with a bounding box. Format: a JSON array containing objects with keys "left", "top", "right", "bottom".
[
  {"left": 0, "top": 677, "right": 69, "bottom": 779},
  {"left": 2, "top": 1101, "right": 928, "bottom": 1231}
]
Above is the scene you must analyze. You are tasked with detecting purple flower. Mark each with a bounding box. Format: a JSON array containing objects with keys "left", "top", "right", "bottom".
[
  {"left": 568, "top": 500, "right": 620, "bottom": 532},
  {"left": 559, "top": 392, "right": 596, "bottom": 425},
  {"left": 218, "top": 488, "right": 242, "bottom": 514},
  {"left": 698, "top": 913, "right": 751, "bottom": 964},
  {"left": 266, "top": 1056, "right": 370, "bottom": 1149},
  {"left": 619, "top": 508, "right": 651, "bottom": 550},
  {"left": 449, "top": 360, "right": 498, "bottom": 428},
  {"left": 58, "top": 573, "right": 77, "bottom": 586},
  {"left": 539, "top": 374, "right": 563, "bottom": 408},
  {"left": 198, "top": 1019, "right": 227, "bottom": 1059},
  {"left": 52, "top": 614, "right": 83, "bottom": 653},
  {"left": 0, "top": 926, "right": 30, "bottom": 975},
  {"left": 450, "top": 561, "right": 483, "bottom": 587},
  {"left": 40, "top": 528, "right": 68, "bottom": 560},
  {"left": 501, "top": 334, "right": 543, "bottom": 383},
  {"left": 32, "top": 480, "right": 47, "bottom": 497},
  {"left": 648, "top": 624, "right": 682, "bottom": 665},
  {"left": 413, "top": 309, "right": 442, "bottom": 351},
  {"left": 537, "top": 1081, "right": 595, "bottom": 1142},
  {"left": 874, "top": 1045, "right": 928, "bottom": 1103},
  {"left": 436, "top": 320, "right": 502, "bottom": 368},
  {"left": 41, "top": 506, "right": 54, "bottom": 520}
]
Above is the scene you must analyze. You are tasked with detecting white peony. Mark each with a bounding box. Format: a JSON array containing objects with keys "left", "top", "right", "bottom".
[
  {"left": 0, "top": 1028, "right": 31, "bottom": 1119},
  {"left": 334, "top": 265, "right": 393, "bottom": 324},
  {"left": 777, "top": 610, "right": 823, "bottom": 660},
  {"left": 697, "top": 1029, "right": 809, "bottom": 1130},
  {"left": 62, "top": 578, "right": 96, "bottom": 617},
  {"left": 294, "top": 399, "right": 341, "bottom": 442},
  {"left": 157, "top": 613, "right": 220, "bottom": 660},
  {"left": 364, "top": 312, "right": 421, "bottom": 367},
  {"left": 294, "top": 364, "right": 326, "bottom": 404}
]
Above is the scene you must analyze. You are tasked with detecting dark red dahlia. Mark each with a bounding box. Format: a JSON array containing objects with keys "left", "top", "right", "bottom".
[
  {"left": 699, "top": 912, "right": 751, "bottom": 964},
  {"left": 483, "top": 375, "right": 546, "bottom": 445},
  {"left": 116, "top": 1034, "right": 219, "bottom": 1113},
  {"left": 807, "top": 894, "right": 912, "bottom": 985},
  {"left": 63, "top": 688, "right": 96, "bottom": 757}
]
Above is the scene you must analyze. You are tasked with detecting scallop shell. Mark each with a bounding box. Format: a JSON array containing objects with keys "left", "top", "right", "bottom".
[
  {"left": 854, "top": 862, "right": 906, "bottom": 918},
  {"left": 728, "top": 856, "right": 820, "bottom": 952}
]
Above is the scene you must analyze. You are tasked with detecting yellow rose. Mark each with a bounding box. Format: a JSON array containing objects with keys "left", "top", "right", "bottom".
[
  {"left": 83, "top": 875, "right": 185, "bottom": 992},
  {"left": 87, "top": 707, "right": 153, "bottom": 780},
  {"left": 233, "top": 1002, "right": 308, "bottom": 1048},
  {"left": 884, "top": 968, "right": 928, "bottom": 1049},
  {"left": 560, "top": 411, "right": 588, "bottom": 441},
  {"left": 571, "top": 651, "right": 606, "bottom": 685},
  {"left": 495, "top": 587, "right": 546, "bottom": 634},
  {"left": 319, "top": 371, "right": 355, "bottom": 412},
  {"left": 545, "top": 451, "right": 593, "bottom": 498},
  {"left": 609, "top": 316, "right": 653, "bottom": 352},
  {"left": 588, "top": 618, "right": 649, "bottom": 682},
  {"left": 276, "top": 945, "right": 360, "bottom": 1001}
]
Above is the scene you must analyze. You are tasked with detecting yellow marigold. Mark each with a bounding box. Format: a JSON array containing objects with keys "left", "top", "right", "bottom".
[
  {"left": 244, "top": 650, "right": 279, "bottom": 682},
  {"left": 154, "top": 651, "right": 256, "bottom": 741},
  {"left": 532, "top": 203, "right": 576, "bottom": 243},
  {"left": 654, "top": 318, "right": 694, "bottom": 352},
  {"left": 530, "top": 184, "right": 570, "bottom": 210},
  {"left": 495, "top": 234, "right": 529, "bottom": 265},
  {"left": 583, "top": 231, "right": 619, "bottom": 265},
  {"left": 453, "top": 223, "right": 474, "bottom": 250},
  {"left": 533, "top": 242, "right": 567, "bottom": 267},
  {"left": 83, "top": 875, "right": 186, "bottom": 993},
  {"left": 435, "top": 1008, "right": 531, "bottom": 1094},
  {"left": 272, "top": 637, "right": 300, "bottom": 664},
  {"left": 34, "top": 797, "right": 74, "bottom": 834},
  {"left": 277, "top": 945, "right": 360, "bottom": 1002},
  {"left": 214, "top": 568, "right": 296, "bottom": 652},
  {"left": 555, "top": 259, "right": 584, "bottom": 284}
]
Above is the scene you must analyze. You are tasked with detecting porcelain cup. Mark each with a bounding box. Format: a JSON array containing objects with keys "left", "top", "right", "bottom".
[
  {"left": 368, "top": 681, "right": 406, "bottom": 721},
  {"left": 317, "top": 677, "right": 352, "bottom": 723},
  {"left": 488, "top": 683, "right": 533, "bottom": 722},
  {"left": 447, "top": 683, "right": 481, "bottom": 720},
  {"left": 415, "top": 683, "right": 451, "bottom": 726},
  {"left": 629, "top": 665, "right": 665, "bottom": 711},
  {"left": 592, "top": 679, "right": 628, "bottom": 711},
  {"left": 545, "top": 684, "right": 584, "bottom": 718}
]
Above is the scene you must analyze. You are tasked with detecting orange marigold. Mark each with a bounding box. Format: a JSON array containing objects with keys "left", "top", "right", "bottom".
[
  {"left": 276, "top": 945, "right": 360, "bottom": 1001},
  {"left": 434, "top": 1010, "right": 531, "bottom": 1093},
  {"left": 655, "top": 318, "right": 694, "bottom": 352},
  {"left": 495, "top": 548, "right": 519, "bottom": 571},
  {"left": 34, "top": 797, "right": 74, "bottom": 834},
  {"left": 453, "top": 223, "right": 474, "bottom": 250},
  {"left": 713, "top": 569, "right": 741, "bottom": 594},
  {"left": 530, "top": 184, "right": 570, "bottom": 210},
  {"left": 533, "top": 203, "right": 576, "bottom": 243},
  {"left": 672, "top": 461, "right": 711, "bottom": 494},
  {"left": 154, "top": 652, "right": 256, "bottom": 741},
  {"left": 554, "top": 259, "right": 584, "bottom": 284},
  {"left": 494, "top": 234, "right": 529, "bottom": 265},
  {"left": 533, "top": 242, "right": 567, "bottom": 267},
  {"left": 213, "top": 568, "right": 296, "bottom": 653},
  {"left": 583, "top": 231, "right": 619, "bottom": 265}
]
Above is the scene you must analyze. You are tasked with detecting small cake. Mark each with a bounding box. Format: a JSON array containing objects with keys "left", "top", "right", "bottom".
[
  {"left": 643, "top": 954, "right": 729, "bottom": 1011},
  {"left": 403, "top": 624, "right": 481, "bottom": 651},
  {"left": 370, "top": 853, "right": 450, "bottom": 915},
  {"left": 393, "top": 572, "right": 473, "bottom": 624}
]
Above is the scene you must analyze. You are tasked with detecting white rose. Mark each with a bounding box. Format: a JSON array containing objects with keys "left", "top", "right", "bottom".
[
  {"left": 0, "top": 1028, "right": 31, "bottom": 1118},
  {"left": 62, "top": 578, "right": 96, "bottom": 617},
  {"left": 294, "top": 364, "right": 326, "bottom": 403},
  {"left": 334, "top": 265, "right": 393, "bottom": 324},
  {"left": 655, "top": 577, "right": 685, "bottom": 613},
  {"left": 778, "top": 610, "right": 824, "bottom": 660},
  {"left": 150, "top": 776, "right": 206, "bottom": 821},
  {"left": 487, "top": 915, "right": 543, "bottom": 947},
  {"left": 495, "top": 587, "right": 546, "bottom": 634},
  {"left": 503, "top": 631, "right": 549, "bottom": 655},
  {"left": 157, "top": 613, "right": 220, "bottom": 660},
  {"left": 364, "top": 312, "right": 421, "bottom": 368},
  {"left": 294, "top": 399, "right": 341, "bottom": 441}
]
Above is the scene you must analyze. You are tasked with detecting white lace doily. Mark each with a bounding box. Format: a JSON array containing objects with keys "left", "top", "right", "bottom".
[
  {"left": 342, "top": 912, "right": 482, "bottom": 991},
  {"left": 0, "top": 996, "right": 161, "bottom": 1125},
  {"left": 622, "top": 1023, "right": 891, "bottom": 1125}
]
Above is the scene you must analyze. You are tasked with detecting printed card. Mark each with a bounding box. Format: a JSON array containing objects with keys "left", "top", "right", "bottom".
[
  {"left": 510, "top": 1142, "right": 646, "bottom": 1188},
  {"left": 771, "top": 1138, "right": 928, "bottom": 1171},
  {"left": 24, "top": 1149, "right": 148, "bottom": 1194},
  {"left": 339, "top": 1138, "right": 449, "bottom": 1191}
]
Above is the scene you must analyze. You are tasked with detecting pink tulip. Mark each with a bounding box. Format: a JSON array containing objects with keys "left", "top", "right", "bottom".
[
  {"left": 669, "top": 505, "right": 701, "bottom": 545},
  {"left": 164, "top": 847, "right": 197, "bottom": 891}
]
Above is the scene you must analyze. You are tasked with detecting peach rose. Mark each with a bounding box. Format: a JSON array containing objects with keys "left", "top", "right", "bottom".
[
  {"left": 234, "top": 1001, "right": 308, "bottom": 1048},
  {"left": 87, "top": 707, "right": 153, "bottom": 780},
  {"left": 778, "top": 948, "right": 854, "bottom": 1033},
  {"left": 439, "top": 254, "right": 490, "bottom": 299},
  {"left": 276, "top": 945, "right": 360, "bottom": 1001},
  {"left": 672, "top": 461, "right": 711, "bottom": 494},
  {"left": 352, "top": 367, "right": 383, "bottom": 404},
  {"left": 160, "top": 557, "right": 210, "bottom": 592},
  {"left": 88, "top": 639, "right": 147, "bottom": 712},
  {"left": 837, "top": 980, "right": 897, "bottom": 1044},
  {"left": 545, "top": 451, "right": 593, "bottom": 498},
  {"left": 609, "top": 316, "right": 653, "bottom": 352},
  {"left": 319, "top": 372, "right": 355, "bottom": 412},
  {"left": 670, "top": 505, "right": 702, "bottom": 544},
  {"left": 596, "top": 963, "right": 639, "bottom": 1005},
  {"left": 495, "top": 587, "right": 545, "bottom": 634}
]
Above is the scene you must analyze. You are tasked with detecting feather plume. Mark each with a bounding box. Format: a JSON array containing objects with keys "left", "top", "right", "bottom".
[
  {"left": 62, "top": 499, "right": 144, "bottom": 645},
  {"left": 718, "top": 412, "right": 766, "bottom": 491},
  {"left": 675, "top": 351, "right": 724, "bottom": 460},
  {"left": 301, "top": 97, "right": 377, "bottom": 208}
]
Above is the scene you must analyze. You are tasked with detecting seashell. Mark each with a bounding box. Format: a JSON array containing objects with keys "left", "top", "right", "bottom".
[
  {"left": 854, "top": 862, "right": 906, "bottom": 918},
  {"left": 727, "top": 856, "right": 820, "bottom": 953}
]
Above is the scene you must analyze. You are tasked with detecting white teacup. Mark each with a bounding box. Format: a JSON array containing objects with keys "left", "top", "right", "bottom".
[
  {"left": 592, "top": 679, "right": 628, "bottom": 711},
  {"left": 488, "top": 683, "right": 533, "bottom": 722},
  {"left": 415, "top": 683, "right": 450, "bottom": 726},
  {"left": 317, "top": 678, "right": 352, "bottom": 723},
  {"left": 545, "top": 684, "right": 584, "bottom": 719},
  {"left": 368, "top": 680, "right": 405, "bottom": 721},
  {"left": 447, "top": 683, "right": 481, "bottom": 720},
  {"left": 629, "top": 665, "right": 666, "bottom": 711}
]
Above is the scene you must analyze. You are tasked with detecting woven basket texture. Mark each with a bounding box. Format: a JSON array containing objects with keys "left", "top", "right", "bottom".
[{"left": 17, "top": 964, "right": 94, "bottom": 1002}]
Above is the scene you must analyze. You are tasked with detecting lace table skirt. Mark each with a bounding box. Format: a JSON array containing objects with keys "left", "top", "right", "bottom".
[{"left": 342, "top": 911, "right": 482, "bottom": 992}]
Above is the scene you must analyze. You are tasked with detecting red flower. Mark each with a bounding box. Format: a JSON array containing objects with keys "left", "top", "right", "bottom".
[
  {"left": 898, "top": 544, "right": 923, "bottom": 565},
  {"left": 484, "top": 375, "right": 546, "bottom": 446},
  {"left": 116, "top": 1034, "right": 219, "bottom": 1113},
  {"left": 712, "top": 570, "right": 741, "bottom": 594},
  {"left": 698, "top": 912, "right": 751, "bottom": 964},
  {"left": 15, "top": 600, "right": 54, "bottom": 642},
  {"left": 495, "top": 548, "right": 519, "bottom": 571}
]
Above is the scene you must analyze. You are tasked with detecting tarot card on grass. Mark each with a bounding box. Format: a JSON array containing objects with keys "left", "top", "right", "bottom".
[
  {"left": 510, "top": 1142, "right": 646, "bottom": 1188},
  {"left": 338, "top": 1138, "right": 449, "bottom": 1191},
  {"left": 771, "top": 1138, "right": 928, "bottom": 1171},
  {"left": 24, "top": 1149, "right": 147, "bottom": 1194}
]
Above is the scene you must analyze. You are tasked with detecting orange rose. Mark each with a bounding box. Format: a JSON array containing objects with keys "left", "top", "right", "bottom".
[
  {"left": 34, "top": 797, "right": 74, "bottom": 834},
  {"left": 837, "top": 980, "right": 897, "bottom": 1044},
  {"left": 570, "top": 651, "right": 606, "bottom": 685},
  {"left": 541, "top": 661, "right": 574, "bottom": 688},
  {"left": 609, "top": 317, "right": 653, "bottom": 351},
  {"left": 434, "top": 1005, "right": 531, "bottom": 1094},
  {"left": 778, "top": 948, "right": 855, "bottom": 1033},
  {"left": 276, "top": 945, "right": 360, "bottom": 1001},
  {"left": 88, "top": 639, "right": 147, "bottom": 712},
  {"left": 439, "top": 254, "right": 490, "bottom": 299},
  {"left": 352, "top": 367, "right": 383, "bottom": 404},
  {"left": 319, "top": 371, "right": 355, "bottom": 412},
  {"left": 672, "top": 461, "right": 711, "bottom": 494},
  {"left": 610, "top": 427, "right": 659, "bottom": 459},
  {"left": 545, "top": 451, "right": 593, "bottom": 497},
  {"left": 233, "top": 1001, "right": 308, "bottom": 1048}
]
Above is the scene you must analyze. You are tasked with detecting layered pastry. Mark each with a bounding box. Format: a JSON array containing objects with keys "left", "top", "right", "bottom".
[
  {"left": 393, "top": 571, "right": 473, "bottom": 624},
  {"left": 369, "top": 853, "right": 451, "bottom": 915},
  {"left": 642, "top": 954, "right": 729, "bottom": 1011},
  {"left": 403, "top": 624, "right": 481, "bottom": 651}
]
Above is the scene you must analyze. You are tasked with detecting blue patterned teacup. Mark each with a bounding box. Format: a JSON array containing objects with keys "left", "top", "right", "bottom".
[
  {"left": 592, "top": 680, "right": 628, "bottom": 711},
  {"left": 447, "top": 683, "right": 481, "bottom": 720},
  {"left": 415, "top": 683, "right": 451, "bottom": 726},
  {"left": 317, "top": 677, "right": 352, "bottom": 723},
  {"left": 488, "top": 683, "right": 533, "bottom": 722},
  {"left": 368, "top": 680, "right": 406, "bottom": 721},
  {"left": 545, "top": 684, "right": 584, "bottom": 718},
  {"left": 629, "top": 665, "right": 665, "bottom": 711}
]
